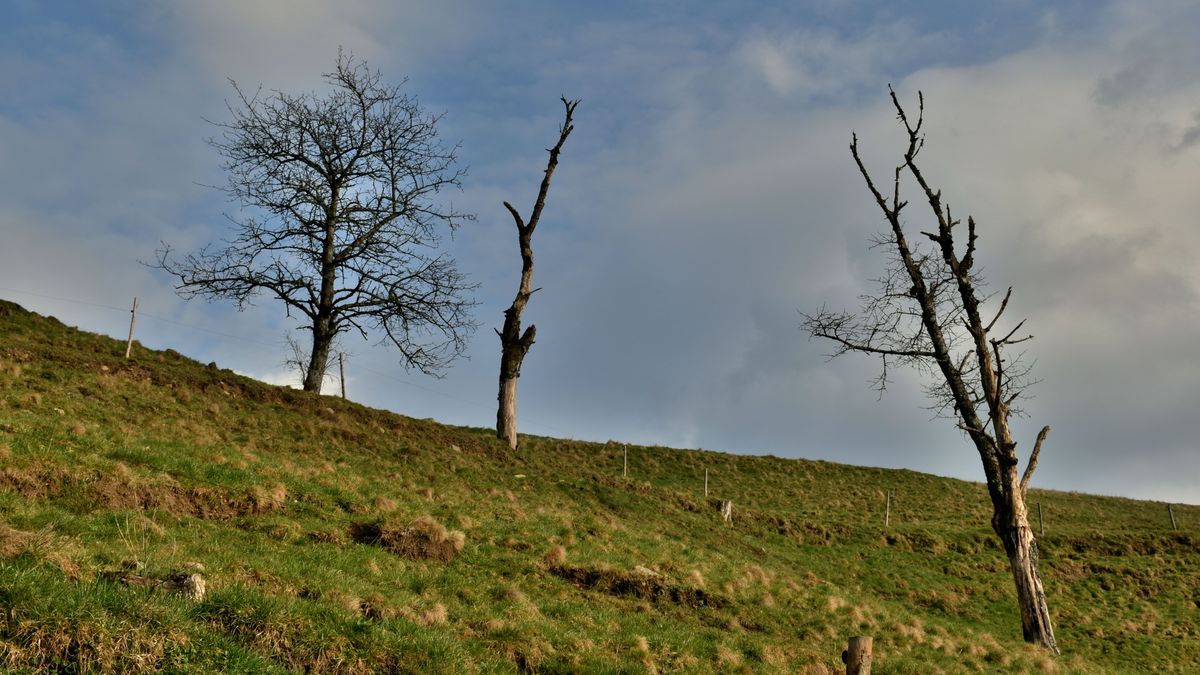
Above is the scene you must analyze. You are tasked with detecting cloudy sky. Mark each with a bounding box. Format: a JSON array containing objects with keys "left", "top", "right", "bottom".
[{"left": 3, "top": 1, "right": 1199, "bottom": 504}]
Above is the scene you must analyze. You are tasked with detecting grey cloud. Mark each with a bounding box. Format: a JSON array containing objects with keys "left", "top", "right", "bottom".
[{"left": 3, "top": 1, "right": 1200, "bottom": 506}]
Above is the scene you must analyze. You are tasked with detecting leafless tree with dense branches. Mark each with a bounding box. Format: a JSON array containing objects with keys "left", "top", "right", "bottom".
[
  {"left": 802, "top": 88, "right": 1059, "bottom": 652},
  {"left": 496, "top": 97, "right": 579, "bottom": 448},
  {"left": 155, "top": 51, "right": 477, "bottom": 392}
]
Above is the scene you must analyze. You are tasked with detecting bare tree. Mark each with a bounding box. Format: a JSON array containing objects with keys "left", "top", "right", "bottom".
[
  {"left": 496, "top": 98, "right": 579, "bottom": 448},
  {"left": 155, "top": 51, "right": 477, "bottom": 392},
  {"left": 803, "top": 88, "right": 1059, "bottom": 652}
]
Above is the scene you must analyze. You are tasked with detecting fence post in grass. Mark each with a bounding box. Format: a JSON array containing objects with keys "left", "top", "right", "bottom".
[
  {"left": 704, "top": 468, "right": 709, "bottom": 497},
  {"left": 884, "top": 491, "right": 891, "bottom": 528},
  {"left": 1169, "top": 504, "right": 1177, "bottom": 531},
  {"left": 623, "top": 445, "right": 627, "bottom": 479},
  {"left": 841, "top": 636, "right": 873, "bottom": 674},
  {"left": 338, "top": 352, "right": 346, "bottom": 399},
  {"left": 1038, "top": 501, "right": 1044, "bottom": 538},
  {"left": 124, "top": 296, "right": 138, "bottom": 359}
]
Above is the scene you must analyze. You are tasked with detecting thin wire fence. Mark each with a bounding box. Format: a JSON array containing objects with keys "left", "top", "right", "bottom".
[{"left": 0, "top": 285, "right": 574, "bottom": 438}]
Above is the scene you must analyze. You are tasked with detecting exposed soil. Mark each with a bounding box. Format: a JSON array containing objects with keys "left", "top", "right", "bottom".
[{"left": 550, "top": 563, "right": 724, "bottom": 608}]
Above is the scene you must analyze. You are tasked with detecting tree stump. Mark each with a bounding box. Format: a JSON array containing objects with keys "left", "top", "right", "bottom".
[{"left": 718, "top": 500, "right": 733, "bottom": 524}]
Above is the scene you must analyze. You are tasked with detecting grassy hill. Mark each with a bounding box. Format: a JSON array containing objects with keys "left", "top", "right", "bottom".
[{"left": 0, "top": 298, "right": 1196, "bottom": 673}]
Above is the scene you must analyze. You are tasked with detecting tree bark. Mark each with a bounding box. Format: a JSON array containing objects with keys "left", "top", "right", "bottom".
[
  {"left": 303, "top": 318, "right": 334, "bottom": 392},
  {"left": 496, "top": 345, "right": 522, "bottom": 447},
  {"left": 994, "top": 484, "right": 1058, "bottom": 651},
  {"left": 495, "top": 98, "right": 577, "bottom": 448}
]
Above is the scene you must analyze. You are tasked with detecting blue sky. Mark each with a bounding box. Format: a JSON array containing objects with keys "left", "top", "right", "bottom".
[{"left": 3, "top": 1, "right": 1200, "bottom": 504}]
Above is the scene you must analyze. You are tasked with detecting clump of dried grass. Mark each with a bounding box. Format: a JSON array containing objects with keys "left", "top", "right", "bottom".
[
  {"left": 247, "top": 484, "right": 288, "bottom": 513},
  {"left": 0, "top": 523, "right": 79, "bottom": 578},
  {"left": 543, "top": 545, "right": 567, "bottom": 566},
  {"left": 417, "top": 603, "right": 447, "bottom": 626},
  {"left": 715, "top": 645, "right": 743, "bottom": 668}
]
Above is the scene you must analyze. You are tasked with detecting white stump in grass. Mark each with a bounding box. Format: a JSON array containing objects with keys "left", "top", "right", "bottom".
[{"left": 718, "top": 500, "right": 733, "bottom": 524}]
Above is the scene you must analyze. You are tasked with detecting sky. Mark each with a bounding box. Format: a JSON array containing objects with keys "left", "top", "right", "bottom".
[{"left": 2, "top": 0, "right": 1199, "bottom": 504}]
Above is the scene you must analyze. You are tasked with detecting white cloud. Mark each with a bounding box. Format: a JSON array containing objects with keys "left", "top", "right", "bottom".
[{"left": 735, "top": 22, "right": 941, "bottom": 100}]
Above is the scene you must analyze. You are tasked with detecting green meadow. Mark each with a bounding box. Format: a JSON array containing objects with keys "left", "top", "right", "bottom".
[{"left": 0, "top": 298, "right": 1196, "bottom": 673}]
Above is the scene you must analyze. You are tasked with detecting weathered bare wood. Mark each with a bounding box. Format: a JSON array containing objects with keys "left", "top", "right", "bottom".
[
  {"left": 884, "top": 491, "right": 891, "bottom": 528},
  {"left": 124, "top": 297, "right": 138, "bottom": 359},
  {"left": 339, "top": 352, "right": 346, "bottom": 399},
  {"left": 1169, "top": 504, "right": 1178, "bottom": 530},
  {"left": 842, "top": 636, "right": 873, "bottom": 674},
  {"left": 496, "top": 97, "right": 579, "bottom": 448},
  {"left": 1021, "top": 426, "right": 1050, "bottom": 496},
  {"left": 803, "top": 88, "right": 1059, "bottom": 652}
]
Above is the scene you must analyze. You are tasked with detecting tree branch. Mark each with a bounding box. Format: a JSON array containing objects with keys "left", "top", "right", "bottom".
[{"left": 1021, "top": 425, "right": 1050, "bottom": 496}]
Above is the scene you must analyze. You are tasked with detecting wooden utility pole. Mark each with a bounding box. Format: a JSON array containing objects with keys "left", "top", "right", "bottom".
[
  {"left": 124, "top": 297, "right": 138, "bottom": 359},
  {"left": 842, "top": 636, "right": 873, "bottom": 674},
  {"left": 495, "top": 98, "right": 579, "bottom": 449},
  {"left": 338, "top": 352, "right": 346, "bottom": 399}
]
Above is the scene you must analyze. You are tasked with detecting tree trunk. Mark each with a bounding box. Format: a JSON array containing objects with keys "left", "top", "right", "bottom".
[
  {"left": 993, "top": 492, "right": 1059, "bottom": 652},
  {"left": 497, "top": 366, "right": 518, "bottom": 448},
  {"left": 495, "top": 98, "right": 577, "bottom": 449},
  {"left": 496, "top": 306, "right": 533, "bottom": 448},
  {"left": 303, "top": 321, "right": 334, "bottom": 392}
]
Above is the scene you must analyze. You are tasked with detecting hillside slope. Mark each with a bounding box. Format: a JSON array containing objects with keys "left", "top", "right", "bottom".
[{"left": 0, "top": 298, "right": 1196, "bottom": 673}]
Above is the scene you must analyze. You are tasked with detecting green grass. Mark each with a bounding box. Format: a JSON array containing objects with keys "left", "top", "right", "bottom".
[{"left": 0, "top": 297, "right": 1197, "bottom": 673}]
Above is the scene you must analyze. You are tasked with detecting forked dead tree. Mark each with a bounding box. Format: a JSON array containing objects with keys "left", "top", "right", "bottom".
[
  {"left": 496, "top": 97, "right": 579, "bottom": 448},
  {"left": 803, "top": 88, "right": 1058, "bottom": 652}
]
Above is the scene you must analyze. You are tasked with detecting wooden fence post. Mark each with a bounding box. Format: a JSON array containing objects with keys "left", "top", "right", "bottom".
[
  {"left": 884, "top": 491, "right": 891, "bottom": 528},
  {"left": 1169, "top": 504, "right": 1177, "bottom": 531},
  {"left": 842, "top": 636, "right": 873, "bottom": 674},
  {"left": 338, "top": 352, "right": 346, "bottom": 399},
  {"left": 124, "top": 297, "right": 138, "bottom": 359},
  {"left": 704, "top": 468, "right": 708, "bottom": 497},
  {"left": 1038, "top": 501, "right": 1044, "bottom": 538},
  {"left": 623, "top": 445, "right": 627, "bottom": 479}
]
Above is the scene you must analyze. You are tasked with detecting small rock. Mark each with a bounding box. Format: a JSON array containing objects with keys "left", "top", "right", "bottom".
[
  {"left": 165, "top": 572, "right": 206, "bottom": 601},
  {"left": 631, "top": 565, "right": 660, "bottom": 578}
]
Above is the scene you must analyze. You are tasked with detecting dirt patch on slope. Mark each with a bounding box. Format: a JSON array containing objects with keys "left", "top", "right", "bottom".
[
  {"left": 0, "top": 462, "right": 287, "bottom": 520},
  {"left": 350, "top": 515, "right": 465, "bottom": 563},
  {"left": 550, "top": 563, "right": 724, "bottom": 608}
]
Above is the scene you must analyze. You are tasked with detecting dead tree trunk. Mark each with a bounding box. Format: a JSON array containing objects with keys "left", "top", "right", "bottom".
[
  {"left": 496, "top": 97, "right": 578, "bottom": 448},
  {"left": 803, "top": 88, "right": 1058, "bottom": 652}
]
